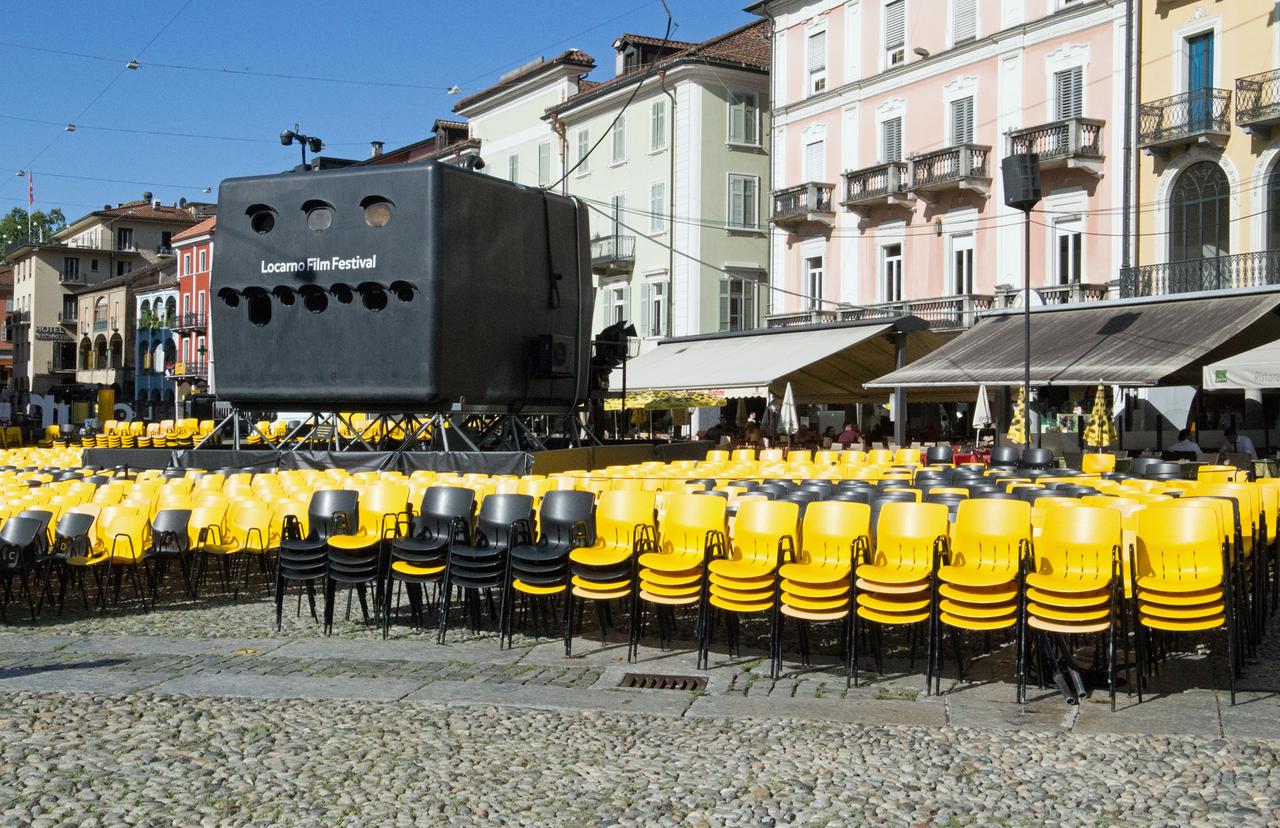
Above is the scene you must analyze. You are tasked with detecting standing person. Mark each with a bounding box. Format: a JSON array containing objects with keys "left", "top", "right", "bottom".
[{"left": 1222, "top": 426, "right": 1257, "bottom": 460}]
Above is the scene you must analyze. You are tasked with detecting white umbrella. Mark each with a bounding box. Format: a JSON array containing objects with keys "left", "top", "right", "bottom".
[
  {"left": 779, "top": 382, "right": 799, "bottom": 436},
  {"left": 973, "top": 384, "right": 993, "bottom": 432}
]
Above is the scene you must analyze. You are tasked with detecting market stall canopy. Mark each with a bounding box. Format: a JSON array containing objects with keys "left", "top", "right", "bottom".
[
  {"left": 602, "top": 389, "right": 726, "bottom": 411},
  {"left": 868, "top": 290, "right": 1280, "bottom": 390},
  {"left": 1203, "top": 338, "right": 1280, "bottom": 390},
  {"left": 610, "top": 317, "right": 941, "bottom": 404}
]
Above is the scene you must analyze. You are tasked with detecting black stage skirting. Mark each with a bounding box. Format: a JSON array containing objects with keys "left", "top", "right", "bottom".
[{"left": 82, "top": 449, "right": 533, "bottom": 475}]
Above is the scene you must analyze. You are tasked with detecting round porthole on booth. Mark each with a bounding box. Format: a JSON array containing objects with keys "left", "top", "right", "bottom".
[
  {"left": 246, "top": 204, "right": 276, "bottom": 235},
  {"left": 272, "top": 286, "right": 296, "bottom": 306},
  {"left": 360, "top": 196, "right": 394, "bottom": 228},
  {"left": 330, "top": 283, "right": 354, "bottom": 304},
  {"left": 389, "top": 281, "right": 415, "bottom": 303},
  {"left": 300, "top": 285, "right": 328, "bottom": 314},
  {"left": 302, "top": 199, "right": 334, "bottom": 232},
  {"left": 217, "top": 288, "right": 241, "bottom": 308},
  {"left": 358, "top": 282, "right": 387, "bottom": 312},
  {"left": 244, "top": 288, "right": 272, "bottom": 327}
]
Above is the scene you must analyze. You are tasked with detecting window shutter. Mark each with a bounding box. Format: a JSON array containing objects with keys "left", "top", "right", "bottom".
[
  {"left": 953, "top": 0, "right": 976, "bottom": 43},
  {"left": 884, "top": 1, "right": 906, "bottom": 49},
  {"left": 808, "top": 31, "right": 826, "bottom": 72},
  {"left": 804, "top": 141, "right": 824, "bottom": 181},
  {"left": 612, "top": 115, "right": 626, "bottom": 162},
  {"left": 640, "top": 282, "right": 651, "bottom": 337},
  {"left": 882, "top": 118, "right": 902, "bottom": 162},
  {"left": 1054, "top": 67, "right": 1083, "bottom": 119},
  {"left": 650, "top": 181, "right": 665, "bottom": 231},
  {"left": 538, "top": 143, "right": 550, "bottom": 186},
  {"left": 744, "top": 95, "right": 757, "bottom": 144},
  {"left": 951, "top": 96, "right": 974, "bottom": 144},
  {"left": 730, "top": 177, "right": 746, "bottom": 226},
  {"left": 743, "top": 177, "right": 757, "bottom": 227},
  {"left": 652, "top": 100, "right": 666, "bottom": 149}
]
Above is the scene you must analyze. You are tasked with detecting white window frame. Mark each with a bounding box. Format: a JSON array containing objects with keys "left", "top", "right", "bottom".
[
  {"left": 611, "top": 114, "right": 627, "bottom": 165},
  {"left": 807, "top": 27, "right": 828, "bottom": 96},
  {"left": 949, "top": 95, "right": 975, "bottom": 146},
  {"left": 727, "top": 174, "right": 760, "bottom": 231},
  {"left": 182, "top": 253, "right": 191, "bottom": 277},
  {"left": 804, "top": 139, "right": 826, "bottom": 182},
  {"left": 875, "top": 98, "right": 906, "bottom": 164},
  {"left": 949, "top": 232, "right": 975, "bottom": 295},
  {"left": 575, "top": 128, "right": 590, "bottom": 176},
  {"left": 649, "top": 181, "right": 666, "bottom": 233},
  {"left": 880, "top": 242, "right": 904, "bottom": 302},
  {"left": 883, "top": 0, "right": 906, "bottom": 71},
  {"left": 537, "top": 142, "right": 551, "bottom": 187},
  {"left": 719, "top": 271, "right": 760, "bottom": 332},
  {"left": 640, "top": 273, "right": 668, "bottom": 339},
  {"left": 609, "top": 193, "right": 625, "bottom": 239},
  {"left": 728, "top": 91, "right": 760, "bottom": 146},
  {"left": 1043, "top": 43, "right": 1090, "bottom": 123},
  {"left": 650, "top": 99, "right": 667, "bottom": 152},
  {"left": 805, "top": 255, "right": 824, "bottom": 312},
  {"left": 198, "top": 249, "right": 207, "bottom": 272},
  {"left": 1053, "top": 215, "right": 1084, "bottom": 285},
  {"left": 606, "top": 283, "right": 629, "bottom": 326}
]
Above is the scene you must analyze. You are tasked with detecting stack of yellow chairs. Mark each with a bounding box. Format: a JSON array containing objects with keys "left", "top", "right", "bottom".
[
  {"left": 1022, "top": 505, "right": 1123, "bottom": 708},
  {"left": 1133, "top": 502, "right": 1237, "bottom": 704},
  {"left": 701, "top": 499, "right": 797, "bottom": 676},
  {"left": 564, "top": 490, "right": 656, "bottom": 657},
  {"left": 635, "top": 494, "right": 725, "bottom": 651},
  {"left": 933, "top": 499, "right": 1030, "bottom": 694},
  {"left": 854, "top": 501, "right": 947, "bottom": 688},
  {"left": 778, "top": 500, "right": 869, "bottom": 679}
]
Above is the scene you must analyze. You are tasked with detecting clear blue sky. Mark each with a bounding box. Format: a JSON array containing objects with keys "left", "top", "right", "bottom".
[{"left": 0, "top": 0, "right": 757, "bottom": 220}]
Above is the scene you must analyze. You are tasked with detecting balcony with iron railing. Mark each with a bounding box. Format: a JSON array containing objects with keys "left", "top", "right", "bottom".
[
  {"left": 589, "top": 235, "right": 636, "bottom": 276},
  {"left": 47, "top": 358, "right": 76, "bottom": 375},
  {"left": 92, "top": 318, "right": 108, "bottom": 333},
  {"left": 57, "top": 309, "right": 77, "bottom": 327},
  {"left": 166, "top": 359, "right": 209, "bottom": 380},
  {"left": 1138, "top": 88, "right": 1231, "bottom": 156},
  {"left": 171, "top": 312, "right": 207, "bottom": 332},
  {"left": 770, "top": 182, "right": 836, "bottom": 233},
  {"left": 766, "top": 294, "right": 998, "bottom": 333},
  {"left": 1119, "top": 250, "right": 1280, "bottom": 298},
  {"left": 907, "top": 145, "right": 991, "bottom": 202},
  {"left": 59, "top": 270, "right": 86, "bottom": 286},
  {"left": 841, "top": 162, "right": 909, "bottom": 213},
  {"left": 1236, "top": 68, "right": 1280, "bottom": 137},
  {"left": 1007, "top": 118, "right": 1105, "bottom": 175}
]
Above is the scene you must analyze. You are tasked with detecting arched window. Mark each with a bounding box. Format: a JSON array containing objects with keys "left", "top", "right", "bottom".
[
  {"left": 94, "top": 335, "right": 108, "bottom": 370},
  {"left": 109, "top": 334, "right": 123, "bottom": 369},
  {"left": 1169, "top": 161, "right": 1229, "bottom": 262},
  {"left": 93, "top": 297, "right": 108, "bottom": 327},
  {"left": 79, "top": 338, "right": 92, "bottom": 370},
  {"left": 1269, "top": 164, "right": 1280, "bottom": 252},
  {"left": 165, "top": 296, "right": 177, "bottom": 327}
]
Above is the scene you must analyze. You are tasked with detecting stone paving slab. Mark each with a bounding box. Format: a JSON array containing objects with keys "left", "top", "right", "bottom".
[
  {"left": 153, "top": 673, "right": 424, "bottom": 701},
  {"left": 1075, "top": 688, "right": 1224, "bottom": 737},
  {"left": 404, "top": 679, "right": 694, "bottom": 717},
  {"left": 0, "top": 634, "right": 71, "bottom": 654},
  {"left": 0, "top": 662, "right": 170, "bottom": 695},
  {"left": 55, "top": 634, "right": 285, "bottom": 658},
  {"left": 685, "top": 692, "right": 948, "bottom": 726},
  {"left": 269, "top": 636, "right": 529, "bottom": 664}
]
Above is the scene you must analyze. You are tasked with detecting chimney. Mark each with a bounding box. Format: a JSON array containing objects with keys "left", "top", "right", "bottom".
[
  {"left": 370, "top": 141, "right": 385, "bottom": 158},
  {"left": 153, "top": 199, "right": 161, "bottom": 210},
  {"left": 143, "top": 191, "right": 153, "bottom": 202}
]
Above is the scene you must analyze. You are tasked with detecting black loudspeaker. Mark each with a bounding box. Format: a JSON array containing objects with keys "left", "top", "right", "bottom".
[
  {"left": 212, "top": 162, "right": 592, "bottom": 412},
  {"left": 1001, "top": 153, "right": 1041, "bottom": 211}
]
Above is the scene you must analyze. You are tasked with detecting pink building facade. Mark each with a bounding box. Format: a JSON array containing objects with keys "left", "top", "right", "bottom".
[{"left": 752, "top": 0, "right": 1128, "bottom": 329}]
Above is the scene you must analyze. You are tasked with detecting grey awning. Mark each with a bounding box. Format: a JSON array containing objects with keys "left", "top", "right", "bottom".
[
  {"left": 868, "top": 291, "right": 1280, "bottom": 389},
  {"left": 612, "top": 319, "right": 942, "bottom": 404}
]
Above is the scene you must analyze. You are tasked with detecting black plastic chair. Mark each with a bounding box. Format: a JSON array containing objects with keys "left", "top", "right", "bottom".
[
  {"left": 509, "top": 490, "right": 595, "bottom": 646},
  {"left": 1128, "top": 457, "right": 1160, "bottom": 476},
  {"left": 989, "top": 446, "right": 1020, "bottom": 467},
  {"left": 1020, "top": 448, "right": 1055, "bottom": 470},
  {"left": 438, "top": 494, "right": 534, "bottom": 643},
  {"left": 926, "top": 446, "right": 954, "bottom": 465},
  {"left": 49, "top": 512, "right": 97, "bottom": 612},
  {"left": 925, "top": 491, "right": 966, "bottom": 521},
  {"left": 145, "top": 509, "right": 194, "bottom": 601},
  {"left": 0, "top": 517, "right": 51, "bottom": 622},
  {"left": 1143, "top": 462, "right": 1184, "bottom": 481},
  {"left": 828, "top": 489, "right": 874, "bottom": 504},
  {"left": 384, "top": 486, "right": 477, "bottom": 634},
  {"left": 1017, "top": 488, "right": 1065, "bottom": 504},
  {"left": 277, "top": 489, "right": 358, "bottom": 631}
]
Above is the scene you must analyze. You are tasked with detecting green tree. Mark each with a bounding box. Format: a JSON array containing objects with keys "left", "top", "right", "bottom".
[{"left": 0, "top": 207, "right": 67, "bottom": 256}]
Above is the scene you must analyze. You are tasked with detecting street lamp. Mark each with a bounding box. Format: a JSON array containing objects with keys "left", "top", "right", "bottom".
[
  {"left": 279, "top": 124, "right": 325, "bottom": 168},
  {"left": 1000, "top": 152, "right": 1042, "bottom": 449}
]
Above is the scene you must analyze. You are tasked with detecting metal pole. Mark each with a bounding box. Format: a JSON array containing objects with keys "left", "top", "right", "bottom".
[
  {"left": 621, "top": 346, "right": 628, "bottom": 441},
  {"left": 1023, "top": 209, "right": 1032, "bottom": 449},
  {"left": 893, "top": 332, "right": 907, "bottom": 449}
]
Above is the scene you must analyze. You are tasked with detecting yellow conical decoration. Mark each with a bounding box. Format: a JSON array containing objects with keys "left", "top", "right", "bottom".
[
  {"left": 1007, "top": 386, "right": 1028, "bottom": 446},
  {"left": 1083, "top": 384, "right": 1117, "bottom": 449}
]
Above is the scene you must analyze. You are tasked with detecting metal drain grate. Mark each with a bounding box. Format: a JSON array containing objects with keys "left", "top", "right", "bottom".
[{"left": 618, "top": 672, "right": 707, "bottom": 692}]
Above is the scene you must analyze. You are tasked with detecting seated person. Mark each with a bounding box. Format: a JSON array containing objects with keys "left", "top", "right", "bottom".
[
  {"left": 1168, "top": 428, "right": 1202, "bottom": 455},
  {"left": 1222, "top": 426, "right": 1258, "bottom": 461}
]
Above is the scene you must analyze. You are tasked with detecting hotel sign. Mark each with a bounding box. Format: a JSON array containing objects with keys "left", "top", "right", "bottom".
[{"left": 34, "top": 326, "right": 73, "bottom": 342}]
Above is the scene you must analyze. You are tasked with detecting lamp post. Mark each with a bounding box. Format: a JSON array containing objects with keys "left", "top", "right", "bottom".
[
  {"left": 1000, "top": 152, "right": 1042, "bottom": 449},
  {"left": 279, "top": 124, "right": 325, "bottom": 169}
]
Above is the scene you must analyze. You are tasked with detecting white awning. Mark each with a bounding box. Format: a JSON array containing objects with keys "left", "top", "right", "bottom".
[
  {"left": 1203, "top": 338, "right": 1280, "bottom": 390},
  {"left": 609, "top": 321, "right": 938, "bottom": 404}
]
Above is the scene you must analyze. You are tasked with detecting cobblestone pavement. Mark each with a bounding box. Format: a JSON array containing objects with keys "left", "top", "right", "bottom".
[{"left": 1, "top": 591, "right": 1280, "bottom": 825}]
